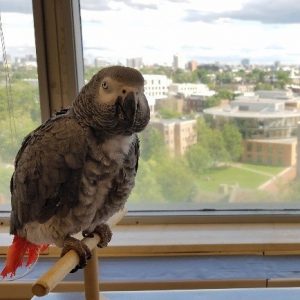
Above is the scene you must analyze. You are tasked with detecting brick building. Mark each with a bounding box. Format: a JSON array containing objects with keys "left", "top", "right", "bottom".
[{"left": 150, "top": 119, "right": 197, "bottom": 156}]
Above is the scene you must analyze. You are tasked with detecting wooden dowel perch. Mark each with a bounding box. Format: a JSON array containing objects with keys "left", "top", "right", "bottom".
[
  {"left": 84, "top": 248, "right": 100, "bottom": 300},
  {"left": 32, "top": 210, "right": 126, "bottom": 299}
]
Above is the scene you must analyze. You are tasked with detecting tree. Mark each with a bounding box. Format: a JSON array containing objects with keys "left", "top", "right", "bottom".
[
  {"left": 186, "top": 143, "right": 212, "bottom": 175},
  {"left": 140, "top": 66, "right": 173, "bottom": 78},
  {"left": 255, "top": 82, "right": 273, "bottom": 91},
  {"left": 156, "top": 156, "right": 196, "bottom": 202},
  {"left": 205, "top": 130, "right": 230, "bottom": 166},
  {"left": 216, "top": 72, "right": 233, "bottom": 85},
  {"left": 139, "top": 127, "right": 167, "bottom": 161},
  {"left": 196, "top": 118, "right": 229, "bottom": 166},
  {"left": 158, "top": 108, "right": 182, "bottom": 119},
  {"left": 84, "top": 66, "right": 102, "bottom": 81},
  {"left": 196, "top": 68, "right": 211, "bottom": 84},
  {"left": 217, "top": 89, "right": 234, "bottom": 100},
  {"left": 196, "top": 118, "right": 212, "bottom": 142},
  {"left": 203, "top": 89, "right": 234, "bottom": 109},
  {"left": 0, "top": 165, "right": 13, "bottom": 203},
  {"left": 222, "top": 123, "right": 243, "bottom": 161},
  {"left": 246, "top": 68, "right": 266, "bottom": 84},
  {"left": 172, "top": 69, "right": 198, "bottom": 83},
  {"left": 0, "top": 81, "right": 40, "bottom": 163},
  {"left": 204, "top": 95, "right": 221, "bottom": 108},
  {"left": 129, "top": 159, "right": 165, "bottom": 203},
  {"left": 274, "top": 70, "right": 291, "bottom": 89}
]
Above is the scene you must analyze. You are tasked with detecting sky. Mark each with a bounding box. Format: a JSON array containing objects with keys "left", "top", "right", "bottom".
[{"left": 1, "top": 0, "right": 300, "bottom": 65}]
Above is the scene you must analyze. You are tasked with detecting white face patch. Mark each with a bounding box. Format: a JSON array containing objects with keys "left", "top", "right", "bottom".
[{"left": 97, "top": 76, "right": 142, "bottom": 105}]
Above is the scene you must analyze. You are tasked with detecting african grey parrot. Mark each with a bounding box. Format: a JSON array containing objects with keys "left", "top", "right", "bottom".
[{"left": 1, "top": 66, "right": 150, "bottom": 277}]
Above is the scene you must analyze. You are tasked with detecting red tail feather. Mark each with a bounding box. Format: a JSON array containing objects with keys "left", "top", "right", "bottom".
[{"left": 1, "top": 235, "right": 48, "bottom": 278}]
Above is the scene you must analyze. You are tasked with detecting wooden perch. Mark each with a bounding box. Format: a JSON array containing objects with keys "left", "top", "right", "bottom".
[{"left": 32, "top": 210, "right": 126, "bottom": 298}]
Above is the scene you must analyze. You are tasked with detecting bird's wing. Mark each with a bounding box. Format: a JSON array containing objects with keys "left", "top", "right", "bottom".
[{"left": 10, "top": 114, "right": 88, "bottom": 233}]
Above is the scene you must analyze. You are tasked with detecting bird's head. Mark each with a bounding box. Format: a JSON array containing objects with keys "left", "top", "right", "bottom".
[{"left": 73, "top": 66, "right": 150, "bottom": 136}]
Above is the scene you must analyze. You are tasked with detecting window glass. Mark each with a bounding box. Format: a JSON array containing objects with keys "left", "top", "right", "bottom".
[
  {"left": 0, "top": 2, "right": 40, "bottom": 208},
  {"left": 80, "top": 0, "right": 300, "bottom": 210}
]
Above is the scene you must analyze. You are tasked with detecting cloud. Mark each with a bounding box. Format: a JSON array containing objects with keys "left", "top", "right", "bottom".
[
  {"left": 81, "top": 0, "right": 157, "bottom": 11},
  {"left": 80, "top": 0, "right": 113, "bottom": 11},
  {"left": 264, "top": 44, "right": 285, "bottom": 50},
  {"left": 84, "top": 46, "right": 110, "bottom": 50},
  {"left": 182, "top": 45, "right": 212, "bottom": 51},
  {"left": 0, "top": 0, "right": 32, "bottom": 13},
  {"left": 184, "top": 0, "right": 300, "bottom": 24},
  {"left": 166, "top": 0, "right": 189, "bottom": 2},
  {"left": 184, "top": 9, "right": 214, "bottom": 22},
  {"left": 113, "top": 0, "right": 157, "bottom": 10}
]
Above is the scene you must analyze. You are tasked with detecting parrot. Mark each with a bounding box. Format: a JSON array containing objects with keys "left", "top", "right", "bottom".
[{"left": 1, "top": 66, "right": 150, "bottom": 278}]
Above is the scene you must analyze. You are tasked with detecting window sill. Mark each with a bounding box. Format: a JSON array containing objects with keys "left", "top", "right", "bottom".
[{"left": 1, "top": 223, "right": 300, "bottom": 257}]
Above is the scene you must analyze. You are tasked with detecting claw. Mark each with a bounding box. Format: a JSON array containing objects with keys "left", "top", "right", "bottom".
[
  {"left": 82, "top": 230, "right": 94, "bottom": 238},
  {"left": 61, "top": 236, "right": 92, "bottom": 273},
  {"left": 93, "top": 224, "right": 112, "bottom": 248}
]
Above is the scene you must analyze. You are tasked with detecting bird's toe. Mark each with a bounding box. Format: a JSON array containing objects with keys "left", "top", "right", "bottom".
[
  {"left": 61, "top": 236, "right": 91, "bottom": 273},
  {"left": 93, "top": 224, "right": 112, "bottom": 248}
]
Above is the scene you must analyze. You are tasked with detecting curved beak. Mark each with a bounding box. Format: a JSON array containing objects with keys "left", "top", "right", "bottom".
[
  {"left": 116, "top": 92, "right": 137, "bottom": 127},
  {"left": 123, "top": 91, "right": 137, "bottom": 123}
]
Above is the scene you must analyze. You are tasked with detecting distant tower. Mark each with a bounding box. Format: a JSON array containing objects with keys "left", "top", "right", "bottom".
[
  {"left": 173, "top": 54, "right": 185, "bottom": 70},
  {"left": 126, "top": 57, "right": 143, "bottom": 69},
  {"left": 274, "top": 60, "right": 281, "bottom": 70},
  {"left": 241, "top": 58, "right": 250, "bottom": 68},
  {"left": 94, "top": 57, "right": 110, "bottom": 68},
  {"left": 187, "top": 60, "right": 198, "bottom": 72}
]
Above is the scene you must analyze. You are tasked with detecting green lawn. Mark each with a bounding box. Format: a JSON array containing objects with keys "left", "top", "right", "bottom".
[
  {"left": 237, "top": 163, "right": 285, "bottom": 175},
  {"left": 198, "top": 163, "right": 286, "bottom": 193}
]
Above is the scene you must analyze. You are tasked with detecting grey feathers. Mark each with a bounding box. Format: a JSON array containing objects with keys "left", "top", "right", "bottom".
[{"left": 11, "top": 110, "right": 87, "bottom": 233}]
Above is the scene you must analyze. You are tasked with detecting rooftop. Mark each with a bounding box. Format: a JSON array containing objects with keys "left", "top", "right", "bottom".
[
  {"left": 150, "top": 118, "right": 196, "bottom": 125},
  {"left": 249, "top": 138, "right": 297, "bottom": 145},
  {"left": 204, "top": 90, "right": 300, "bottom": 119},
  {"left": 204, "top": 107, "right": 300, "bottom": 119}
]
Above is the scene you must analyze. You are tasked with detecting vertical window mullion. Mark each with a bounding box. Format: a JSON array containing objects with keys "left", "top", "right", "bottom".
[{"left": 32, "top": 0, "right": 84, "bottom": 121}]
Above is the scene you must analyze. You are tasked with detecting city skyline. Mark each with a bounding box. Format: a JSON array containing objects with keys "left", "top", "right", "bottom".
[{"left": 1, "top": 0, "right": 300, "bottom": 65}]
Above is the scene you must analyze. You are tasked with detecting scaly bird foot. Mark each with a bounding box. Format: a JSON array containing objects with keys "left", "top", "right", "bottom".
[
  {"left": 61, "top": 236, "right": 92, "bottom": 273},
  {"left": 94, "top": 224, "right": 112, "bottom": 248},
  {"left": 83, "top": 224, "right": 112, "bottom": 248}
]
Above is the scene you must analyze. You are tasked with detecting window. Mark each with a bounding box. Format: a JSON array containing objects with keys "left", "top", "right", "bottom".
[
  {"left": 0, "top": 2, "right": 40, "bottom": 208},
  {"left": 79, "top": 0, "right": 300, "bottom": 211},
  {"left": 1, "top": 1, "right": 300, "bottom": 214}
]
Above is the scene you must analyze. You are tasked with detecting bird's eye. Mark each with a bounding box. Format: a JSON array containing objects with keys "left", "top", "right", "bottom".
[{"left": 101, "top": 81, "right": 108, "bottom": 89}]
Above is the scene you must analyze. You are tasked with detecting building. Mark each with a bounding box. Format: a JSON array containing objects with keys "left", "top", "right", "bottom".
[
  {"left": 143, "top": 74, "right": 172, "bottom": 116},
  {"left": 242, "top": 138, "right": 297, "bottom": 167},
  {"left": 172, "top": 54, "right": 185, "bottom": 70},
  {"left": 255, "top": 90, "right": 294, "bottom": 100},
  {"left": 235, "top": 84, "right": 255, "bottom": 94},
  {"left": 204, "top": 91, "right": 300, "bottom": 166},
  {"left": 241, "top": 58, "right": 250, "bottom": 68},
  {"left": 187, "top": 60, "right": 198, "bottom": 72},
  {"left": 174, "top": 119, "right": 197, "bottom": 155},
  {"left": 94, "top": 57, "right": 110, "bottom": 68},
  {"left": 144, "top": 74, "right": 171, "bottom": 99},
  {"left": 289, "top": 69, "right": 300, "bottom": 85},
  {"left": 169, "top": 83, "right": 215, "bottom": 98},
  {"left": 126, "top": 57, "right": 143, "bottom": 69},
  {"left": 204, "top": 97, "right": 300, "bottom": 139},
  {"left": 150, "top": 119, "right": 197, "bottom": 156},
  {"left": 185, "top": 95, "right": 208, "bottom": 113},
  {"left": 155, "top": 96, "right": 185, "bottom": 114}
]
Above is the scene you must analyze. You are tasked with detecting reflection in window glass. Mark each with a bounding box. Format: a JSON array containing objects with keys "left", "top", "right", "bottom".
[
  {"left": 80, "top": 0, "right": 300, "bottom": 209},
  {"left": 0, "top": 2, "right": 40, "bottom": 206}
]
